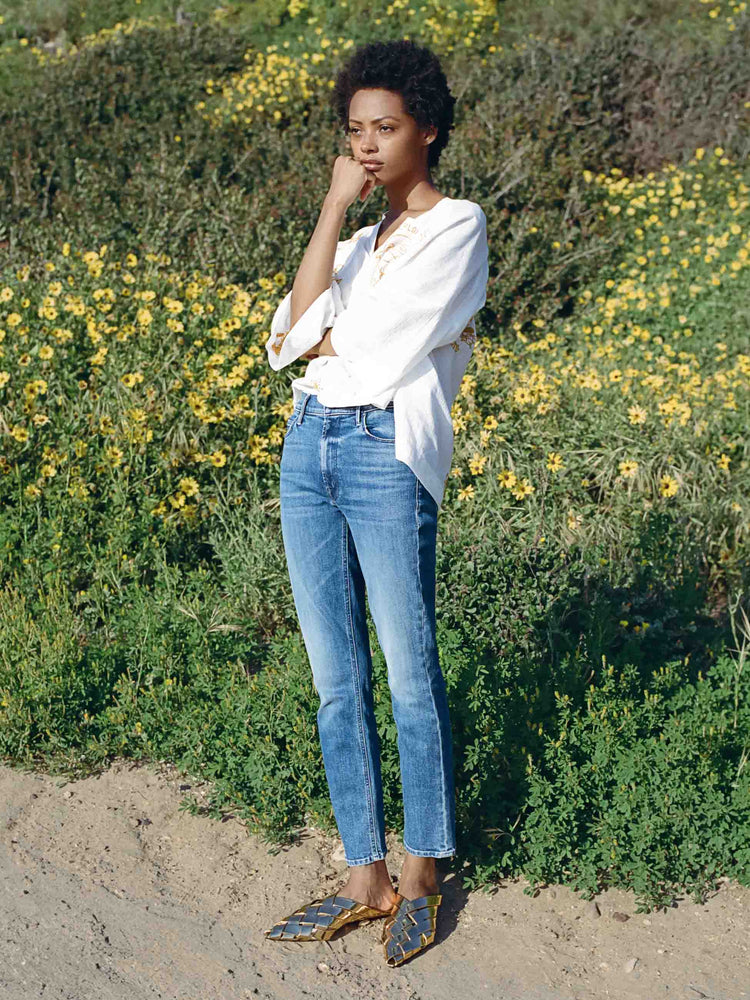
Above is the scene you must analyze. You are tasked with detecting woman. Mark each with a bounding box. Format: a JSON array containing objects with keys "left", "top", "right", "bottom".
[{"left": 264, "top": 39, "right": 489, "bottom": 966}]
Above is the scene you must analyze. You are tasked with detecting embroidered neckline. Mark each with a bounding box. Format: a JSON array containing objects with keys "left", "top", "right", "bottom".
[{"left": 371, "top": 196, "right": 452, "bottom": 255}]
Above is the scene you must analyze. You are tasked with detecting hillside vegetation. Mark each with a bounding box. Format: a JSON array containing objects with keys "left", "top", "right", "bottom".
[{"left": 0, "top": 0, "right": 748, "bottom": 910}]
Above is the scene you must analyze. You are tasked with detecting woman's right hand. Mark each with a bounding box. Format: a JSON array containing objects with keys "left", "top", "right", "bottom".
[{"left": 326, "top": 155, "right": 377, "bottom": 208}]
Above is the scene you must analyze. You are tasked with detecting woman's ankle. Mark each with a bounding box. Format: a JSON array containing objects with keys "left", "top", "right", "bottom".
[
  {"left": 398, "top": 854, "right": 439, "bottom": 897},
  {"left": 341, "top": 860, "right": 397, "bottom": 906}
]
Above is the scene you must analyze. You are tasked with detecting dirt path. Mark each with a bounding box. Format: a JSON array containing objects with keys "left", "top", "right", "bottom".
[{"left": 1, "top": 759, "right": 747, "bottom": 999}]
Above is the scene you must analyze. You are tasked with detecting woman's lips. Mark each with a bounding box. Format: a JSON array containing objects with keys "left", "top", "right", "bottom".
[{"left": 361, "top": 161, "right": 384, "bottom": 170}]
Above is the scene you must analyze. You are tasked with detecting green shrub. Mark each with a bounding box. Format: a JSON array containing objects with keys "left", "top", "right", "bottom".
[{"left": 517, "top": 642, "right": 749, "bottom": 911}]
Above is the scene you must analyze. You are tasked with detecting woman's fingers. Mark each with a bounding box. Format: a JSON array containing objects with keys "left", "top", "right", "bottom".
[
  {"left": 327, "top": 155, "right": 370, "bottom": 209},
  {"left": 359, "top": 172, "right": 376, "bottom": 201}
]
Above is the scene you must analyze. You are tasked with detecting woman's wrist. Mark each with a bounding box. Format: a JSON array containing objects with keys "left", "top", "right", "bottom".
[{"left": 321, "top": 194, "right": 350, "bottom": 217}]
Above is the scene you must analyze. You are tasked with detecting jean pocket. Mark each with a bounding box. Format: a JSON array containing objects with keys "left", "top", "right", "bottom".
[
  {"left": 362, "top": 407, "right": 395, "bottom": 443},
  {"left": 283, "top": 404, "right": 301, "bottom": 438}
]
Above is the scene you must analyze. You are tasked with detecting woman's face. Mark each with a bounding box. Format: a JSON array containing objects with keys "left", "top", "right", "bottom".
[{"left": 346, "top": 88, "right": 436, "bottom": 183}]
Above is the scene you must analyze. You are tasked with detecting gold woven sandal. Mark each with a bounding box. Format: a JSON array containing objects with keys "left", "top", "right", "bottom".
[
  {"left": 381, "top": 892, "right": 442, "bottom": 966},
  {"left": 264, "top": 892, "right": 397, "bottom": 942}
]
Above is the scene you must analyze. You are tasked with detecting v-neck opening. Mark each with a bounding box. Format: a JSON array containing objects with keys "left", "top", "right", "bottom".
[{"left": 371, "top": 196, "right": 451, "bottom": 254}]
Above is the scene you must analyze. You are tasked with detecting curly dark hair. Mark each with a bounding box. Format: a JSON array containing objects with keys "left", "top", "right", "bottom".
[{"left": 330, "top": 40, "right": 456, "bottom": 171}]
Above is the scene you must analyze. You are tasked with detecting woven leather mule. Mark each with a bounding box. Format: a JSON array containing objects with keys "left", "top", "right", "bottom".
[
  {"left": 264, "top": 892, "right": 397, "bottom": 942},
  {"left": 382, "top": 892, "right": 442, "bottom": 966}
]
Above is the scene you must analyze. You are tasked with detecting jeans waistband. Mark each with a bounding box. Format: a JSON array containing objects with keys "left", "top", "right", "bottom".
[{"left": 296, "top": 392, "right": 394, "bottom": 419}]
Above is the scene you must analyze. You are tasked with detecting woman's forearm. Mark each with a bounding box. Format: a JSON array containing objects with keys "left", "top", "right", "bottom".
[{"left": 290, "top": 197, "right": 349, "bottom": 329}]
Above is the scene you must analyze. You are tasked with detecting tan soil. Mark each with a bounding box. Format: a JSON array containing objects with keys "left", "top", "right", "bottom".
[{"left": 1, "top": 759, "right": 748, "bottom": 1000}]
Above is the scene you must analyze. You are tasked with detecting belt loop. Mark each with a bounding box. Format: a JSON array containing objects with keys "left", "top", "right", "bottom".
[
  {"left": 297, "top": 392, "right": 311, "bottom": 425},
  {"left": 356, "top": 404, "right": 362, "bottom": 425}
]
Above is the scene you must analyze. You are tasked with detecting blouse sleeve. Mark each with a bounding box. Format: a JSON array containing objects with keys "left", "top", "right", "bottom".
[
  {"left": 265, "top": 280, "right": 344, "bottom": 371},
  {"left": 327, "top": 205, "right": 488, "bottom": 398}
]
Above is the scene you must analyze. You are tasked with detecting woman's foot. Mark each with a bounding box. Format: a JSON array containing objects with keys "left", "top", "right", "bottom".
[
  {"left": 338, "top": 859, "right": 399, "bottom": 912},
  {"left": 397, "top": 853, "right": 440, "bottom": 900}
]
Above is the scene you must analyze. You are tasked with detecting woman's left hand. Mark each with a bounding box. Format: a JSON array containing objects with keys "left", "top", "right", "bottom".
[{"left": 302, "top": 328, "right": 336, "bottom": 360}]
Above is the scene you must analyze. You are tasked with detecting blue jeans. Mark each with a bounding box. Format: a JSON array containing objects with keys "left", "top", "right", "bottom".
[{"left": 279, "top": 391, "right": 456, "bottom": 866}]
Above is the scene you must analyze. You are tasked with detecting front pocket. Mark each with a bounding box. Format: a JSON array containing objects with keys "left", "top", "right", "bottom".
[
  {"left": 283, "top": 406, "right": 300, "bottom": 438},
  {"left": 362, "top": 407, "right": 396, "bottom": 442}
]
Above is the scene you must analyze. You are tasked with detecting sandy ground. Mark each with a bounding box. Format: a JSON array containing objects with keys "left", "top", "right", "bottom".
[{"left": 1, "top": 759, "right": 748, "bottom": 1000}]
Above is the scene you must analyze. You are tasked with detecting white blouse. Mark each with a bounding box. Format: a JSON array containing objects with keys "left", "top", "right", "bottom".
[{"left": 266, "top": 196, "right": 489, "bottom": 507}]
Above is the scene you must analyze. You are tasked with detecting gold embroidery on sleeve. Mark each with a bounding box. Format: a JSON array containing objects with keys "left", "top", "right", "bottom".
[
  {"left": 270, "top": 329, "right": 289, "bottom": 355},
  {"left": 450, "top": 320, "right": 477, "bottom": 352}
]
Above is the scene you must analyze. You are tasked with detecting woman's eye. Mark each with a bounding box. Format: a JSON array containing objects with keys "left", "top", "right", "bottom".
[{"left": 347, "top": 126, "right": 393, "bottom": 135}]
